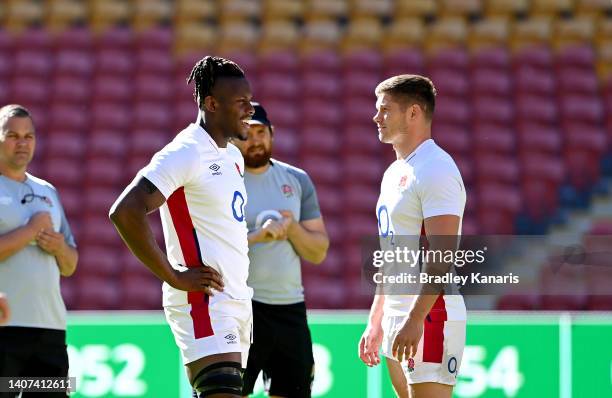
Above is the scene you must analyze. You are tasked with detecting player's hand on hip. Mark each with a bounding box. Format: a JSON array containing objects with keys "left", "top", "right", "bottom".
[
  {"left": 35, "top": 230, "right": 67, "bottom": 256},
  {"left": 171, "top": 266, "right": 224, "bottom": 295},
  {"left": 27, "top": 212, "right": 53, "bottom": 235},
  {"left": 392, "top": 317, "right": 423, "bottom": 363},
  {"left": 358, "top": 322, "right": 384, "bottom": 367},
  {"left": 0, "top": 293, "right": 10, "bottom": 325}
]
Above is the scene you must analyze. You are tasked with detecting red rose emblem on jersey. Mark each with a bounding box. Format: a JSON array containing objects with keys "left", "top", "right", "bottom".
[
  {"left": 407, "top": 357, "right": 415, "bottom": 373},
  {"left": 399, "top": 175, "right": 408, "bottom": 188},
  {"left": 282, "top": 184, "right": 293, "bottom": 197}
]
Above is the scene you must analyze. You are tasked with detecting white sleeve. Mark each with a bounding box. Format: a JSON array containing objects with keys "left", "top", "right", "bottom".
[
  {"left": 139, "top": 142, "right": 200, "bottom": 199},
  {"left": 418, "top": 162, "right": 465, "bottom": 219}
]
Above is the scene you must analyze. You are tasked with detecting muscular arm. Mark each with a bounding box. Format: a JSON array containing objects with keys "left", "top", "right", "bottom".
[
  {"left": 407, "top": 215, "right": 461, "bottom": 321},
  {"left": 285, "top": 216, "right": 329, "bottom": 264},
  {"left": 109, "top": 176, "right": 176, "bottom": 284}
]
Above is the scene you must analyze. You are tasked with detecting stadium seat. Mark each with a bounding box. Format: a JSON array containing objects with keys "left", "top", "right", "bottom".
[
  {"left": 315, "top": 187, "right": 343, "bottom": 217},
  {"left": 383, "top": 47, "right": 425, "bottom": 76},
  {"left": 132, "top": 0, "right": 172, "bottom": 31},
  {"left": 434, "top": 96, "right": 471, "bottom": 125},
  {"left": 471, "top": 68, "right": 511, "bottom": 96},
  {"left": 96, "top": 49, "right": 134, "bottom": 75},
  {"left": 299, "top": 156, "right": 342, "bottom": 185},
  {"left": 433, "top": 124, "right": 470, "bottom": 154},
  {"left": 76, "top": 276, "right": 121, "bottom": 310},
  {"left": 91, "top": 102, "right": 131, "bottom": 130},
  {"left": 257, "top": 72, "right": 300, "bottom": 101},
  {"left": 515, "top": 94, "right": 558, "bottom": 124},
  {"left": 55, "top": 50, "right": 94, "bottom": 77},
  {"left": 343, "top": 48, "right": 383, "bottom": 75},
  {"left": 483, "top": 0, "right": 528, "bottom": 17},
  {"left": 52, "top": 76, "right": 91, "bottom": 104},
  {"left": 560, "top": 94, "right": 604, "bottom": 124},
  {"left": 84, "top": 158, "right": 125, "bottom": 188},
  {"left": 302, "top": 72, "right": 341, "bottom": 100},
  {"left": 514, "top": 65, "right": 555, "bottom": 95},
  {"left": 92, "top": 75, "right": 133, "bottom": 103},
  {"left": 45, "top": 130, "right": 87, "bottom": 158},
  {"left": 302, "top": 99, "right": 341, "bottom": 127},
  {"left": 135, "top": 49, "right": 174, "bottom": 75},
  {"left": 496, "top": 294, "right": 540, "bottom": 310},
  {"left": 14, "top": 50, "right": 52, "bottom": 77},
  {"left": 342, "top": 124, "right": 382, "bottom": 156},
  {"left": 471, "top": 46, "right": 511, "bottom": 69},
  {"left": 252, "top": 100, "right": 296, "bottom": 130},
  {"left": 343, "top": 70, "right": 381, "bottom": 98},
  {"left": 472, "top": 96, "right": 514, "bottom": 125},
  {"left": 303, "top": 275, "right": 346, "bottom": 308},
  {"left": 301, "top": 51, "right": 341, "bottom": 75},
  {"left": 120, "top": 273, "right": 162, "bottom": 310},
  {"left": 259, "top": 50, "right": 299, "bottom": 74},
  {"left": 96, "top": 26, "right": 134, "bottom": 50},
  {"left": 79, "top": 245, "right": 121, "bottom": 277},
  {"left": 343, "top": 184, "right": 380, "bottom": 215},
  {"left": 513, "top": 45, "right": 553, "bottom": 69},
  {"left": 134, "top": 74, "right": 173, "bottom": 102},
  {"left": 48, "top": 104, "right": 89, "bottom": 131},
  {"left": 517, "top": 123, "right": 562, "bottom": 154},
  {"left": 130, "top": 128, "right": 169, "bottom": 156},
  {"left": 10, "top": 77, "right": 50, "bottom": 106},
  {"left": 429, "top": 68, "right": 468, "bottom": 97},
  {"left": 557, "top": 67, "right": 599, "bottom": 95},
  {"left": 81, "top": 214, "right": 121, "bottom": 247},
  {"left": 60, "top": 278, "right": 77, "bottom": 310},
  {"left": 299, "top": 125, "right": 341, "bottom": 156},
  {"left": 83, "top": 186, "right": 122, "bottom": 214},
  {"left": 473, "top": 123, "right": 515, "bottom": 154},
  {"left": 476, "top": 154, "right": 520, "bottom": 184},
  {"left": 530, "top": 0, "right": 574, "bottom": 16},
  {"left": 468, "top": 19, "right": 509, "bottom": 52},
  {"left": 438, "top": 0, "right": 482, "bottom": 18}
]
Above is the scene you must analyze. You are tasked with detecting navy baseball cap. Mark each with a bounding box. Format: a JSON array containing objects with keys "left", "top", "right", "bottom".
[{"left": 248, "top": 102, "right": 271, "bottom": 126}]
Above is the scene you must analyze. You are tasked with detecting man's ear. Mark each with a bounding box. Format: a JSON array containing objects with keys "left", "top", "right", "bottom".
[{"left": 203, "top": 95, "right": 216, "bottom": 113}]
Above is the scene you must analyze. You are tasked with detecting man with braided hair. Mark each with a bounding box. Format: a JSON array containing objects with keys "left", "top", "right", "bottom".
[{"left": 110, "top": 56, "right": 255, "bottom": 398}]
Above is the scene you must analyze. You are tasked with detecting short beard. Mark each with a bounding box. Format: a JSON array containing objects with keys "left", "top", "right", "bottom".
[{"left": 244, "top": 147, "right": 272, "bottom": 168}]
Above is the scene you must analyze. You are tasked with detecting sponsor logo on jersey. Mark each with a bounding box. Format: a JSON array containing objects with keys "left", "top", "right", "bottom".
[
  {"left": 225, "top": 333, "right": 237, "bottom": 344},
  {"left": 209, "top": 163, "right": 222, "bottom": 175},
  {"left": 399, "top": 175, "right": 408, "bottom": 189},
  {"left": 281, "top": 184, "right": 293, "bottom": 197}
]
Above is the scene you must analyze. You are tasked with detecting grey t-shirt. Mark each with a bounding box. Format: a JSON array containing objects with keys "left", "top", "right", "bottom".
[
  {"left": 0, "top": 173, "right": 76, "bottom": 330},
  {"left": 244, "top": 159, "right": 321, "bottom": 304}
]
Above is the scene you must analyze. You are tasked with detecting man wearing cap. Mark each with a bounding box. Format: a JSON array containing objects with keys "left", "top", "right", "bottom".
[{"left": 233, "top": 102, "right": 329, "bottom": 398}]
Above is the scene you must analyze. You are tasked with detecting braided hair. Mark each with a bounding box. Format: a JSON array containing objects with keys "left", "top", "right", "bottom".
[{"left": 187, "top": 56, "right": 245, "bottom": 109}]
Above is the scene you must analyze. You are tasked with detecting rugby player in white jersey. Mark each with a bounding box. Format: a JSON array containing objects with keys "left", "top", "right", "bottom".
[
  {"left": 358, "top": 75, "right": 467, "bottom": 398},
  {"left": 110, "top": 56, "right": 255, "bottom": 398}
]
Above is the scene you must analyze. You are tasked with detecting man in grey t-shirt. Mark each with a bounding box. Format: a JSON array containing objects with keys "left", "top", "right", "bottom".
[
  {"left": 233, "top": 103, "right": 329, "bottom": 398},
  {"left": 0, "top": 105, "right": 78, "bottom": 397}
]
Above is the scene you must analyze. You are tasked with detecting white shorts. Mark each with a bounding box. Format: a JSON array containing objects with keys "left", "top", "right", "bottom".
[
  {"left": 164, "top": 292, "right": 253, "bottom": 368},
  {"left": 381, "top": 314, "right": 465, "bottom": 385}
]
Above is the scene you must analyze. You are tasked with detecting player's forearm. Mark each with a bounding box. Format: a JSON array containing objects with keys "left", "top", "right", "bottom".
[
  {"left": 407, "top": 294, "right": 441, "bottom": 322},
  {"left": 368, "top": 294, "right": 385, "bottom": 326},
  {"left": 55, "top": 244, "right": 78, "bottom": 277},
  {"left": 0, "top": 225, "right": 38, "bottom": 262},
  {"left": 109, "top": 204, "right": 176, "bottom": 284},
  {"left": 287, "top": 223, "right": 329, "bottom": 264}
]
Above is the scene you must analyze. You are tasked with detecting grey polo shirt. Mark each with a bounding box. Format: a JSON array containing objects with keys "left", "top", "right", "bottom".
[
  {"left": 0, "top": 173, "right": 76, "bottom": 330},
  {"left": 244, "top": 159, "right": 321, "bottom": 305}
]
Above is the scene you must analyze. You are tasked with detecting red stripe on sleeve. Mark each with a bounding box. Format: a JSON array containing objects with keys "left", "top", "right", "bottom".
[{"left": 167, "top": 187, "right": 213, "bottom": 339}]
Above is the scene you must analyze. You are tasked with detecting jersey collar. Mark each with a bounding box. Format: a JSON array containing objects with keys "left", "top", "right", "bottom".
[{"left": 404, "top": 138, "right": 434, "bottom": 163}]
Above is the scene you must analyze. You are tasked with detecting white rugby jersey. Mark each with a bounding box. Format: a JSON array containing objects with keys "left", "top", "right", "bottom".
[
  {"left": 140, "top": 123, "right": 252, "bottom": 306},
  {"left": 376, "top": 139, "right": 467, "bottom": 321}
]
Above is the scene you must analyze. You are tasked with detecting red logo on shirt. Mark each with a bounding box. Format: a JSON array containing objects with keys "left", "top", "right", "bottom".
[
  {"left": 399, "top": 175, "right": 408, "bottom": 188},
  {"left": 235, "top": 163, "right": 243, "bottom": 178},
  {"left": 281, "top": 184, "right": 293, "bottom": 197}
]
